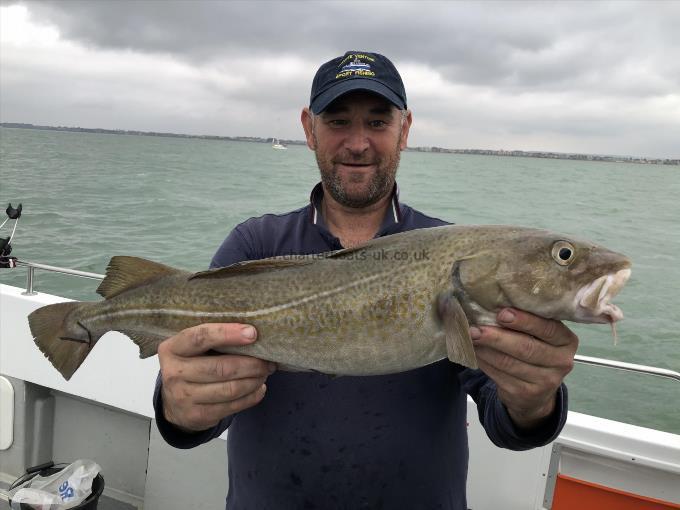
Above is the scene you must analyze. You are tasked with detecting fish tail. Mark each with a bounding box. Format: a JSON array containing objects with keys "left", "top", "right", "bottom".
[{"left": 28, "top": 302, "right": 102, "bottom": 380}]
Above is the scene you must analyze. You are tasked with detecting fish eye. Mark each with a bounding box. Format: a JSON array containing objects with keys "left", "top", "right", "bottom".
[{"left": 552, "top": 241, "right": 576, "bottom": 266}]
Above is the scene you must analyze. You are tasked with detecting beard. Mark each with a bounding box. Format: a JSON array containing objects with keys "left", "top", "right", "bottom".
[{"left": 315, "top": 138, "right": 401, "bottom": 209}]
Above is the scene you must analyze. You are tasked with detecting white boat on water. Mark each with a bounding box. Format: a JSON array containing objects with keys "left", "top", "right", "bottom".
[
  {"left": 272, "top": 138, "right": 287, "bottom": 150},
  {"left": 1, "top": 261, "right": 679, "bottom": 509}
]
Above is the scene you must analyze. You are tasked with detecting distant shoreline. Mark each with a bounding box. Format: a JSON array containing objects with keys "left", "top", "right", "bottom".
[{"left": 2, "top": 122, "right": 677, "bottom": 166}]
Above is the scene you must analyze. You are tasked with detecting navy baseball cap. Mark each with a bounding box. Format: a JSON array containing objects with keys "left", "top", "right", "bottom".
[{"left": 309, "top": 51, "right": 407, "bottom": 114}]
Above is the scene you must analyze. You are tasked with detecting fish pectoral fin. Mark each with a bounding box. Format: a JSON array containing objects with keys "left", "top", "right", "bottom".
[
  {"left": 190, "top": 257, "right": 315, "bottom": 280},
  {"left": 97, "top": 256, "right": 185, "bottom": 299},
  {"left": 437, "top": 291, "right": 478, "bottom": 369},
  {"left": 119, "top": 330, "right": 164, "bottom": 358}
]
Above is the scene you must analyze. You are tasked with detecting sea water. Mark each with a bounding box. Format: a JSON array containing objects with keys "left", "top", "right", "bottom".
[{"left": 1, "top": 127, "right": 678, "bottom": 434}]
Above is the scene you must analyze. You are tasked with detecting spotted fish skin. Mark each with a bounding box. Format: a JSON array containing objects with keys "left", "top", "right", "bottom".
[{"left": 28, "top": 225, "right": 631, "bottom": 380}]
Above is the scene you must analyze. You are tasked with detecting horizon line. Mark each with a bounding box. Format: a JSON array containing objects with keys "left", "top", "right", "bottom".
[{"left": 1, "top": 122, "right": 677, "bottom": 164}]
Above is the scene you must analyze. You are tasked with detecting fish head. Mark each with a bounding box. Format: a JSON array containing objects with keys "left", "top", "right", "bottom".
[{"left": 453, "top": 229, "right": 631, "bottom": 325}]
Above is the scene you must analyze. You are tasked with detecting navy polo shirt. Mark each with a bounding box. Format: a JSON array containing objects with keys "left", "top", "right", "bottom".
[{"left": 154, "top": 182, "right": 567, "bottom": 510}]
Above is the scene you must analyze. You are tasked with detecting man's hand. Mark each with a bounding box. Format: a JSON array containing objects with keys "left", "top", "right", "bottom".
[
  {"left": 470, "top": 308, "right": 578, "bottom": 431},
  {"left": 157, "top": 323, "right": 276, "bottom": 433}
]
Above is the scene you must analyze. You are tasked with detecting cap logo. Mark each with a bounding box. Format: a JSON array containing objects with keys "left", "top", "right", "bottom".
[
  {"left": 310, "top": 51, "right": 405, "bottom": 113},
  {"left": 336, "top": 54, "right": 376, "bottom": 79}
]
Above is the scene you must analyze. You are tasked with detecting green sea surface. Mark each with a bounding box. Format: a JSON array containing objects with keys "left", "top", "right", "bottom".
[{"left": 1, "top": 127, "right": 678, "bottom": 434}]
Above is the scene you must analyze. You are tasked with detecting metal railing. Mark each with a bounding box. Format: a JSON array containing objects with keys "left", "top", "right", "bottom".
[
  {"left": 4, "top": 260, "right": 680, "bottom": 383},
  {"left": 574, "top": 354, "right": 680, "bottom": 383},
  {"left": 15, "top": 260, "right": 103, "bottom": 296}
]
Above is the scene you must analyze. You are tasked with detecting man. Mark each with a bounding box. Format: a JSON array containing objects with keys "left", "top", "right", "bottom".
[{"left": 154, "top": 51, "right": 577, "bottom": 509}]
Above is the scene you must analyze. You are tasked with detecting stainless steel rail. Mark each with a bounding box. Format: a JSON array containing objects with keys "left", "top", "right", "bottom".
[
  {"left": 5, "top": 260, "right": 680, "bottom": 383},
  {"left": 574, "top": 354, "right": 680, "bottom": 383},
  {"left": 15, "top": 260, "right": 103, "bottom": 296}
]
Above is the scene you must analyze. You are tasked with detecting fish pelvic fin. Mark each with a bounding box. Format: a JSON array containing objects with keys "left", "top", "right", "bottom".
[
  {"left": 437, "top": 291, "right": 478, "bottom": 369},
  {"left": 120, "top": 330, "right": 164, "bottom": 358},
  {"left": 28, "top": 302, "right": 102, "bottom": 380},
  {"left": 97, "top": 256, "right": 184, "bottom": 299}
]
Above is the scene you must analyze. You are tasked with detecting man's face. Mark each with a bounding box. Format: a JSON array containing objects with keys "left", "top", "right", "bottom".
[{"left": 301, "top": 91, "right": 412, "bottom": 208}]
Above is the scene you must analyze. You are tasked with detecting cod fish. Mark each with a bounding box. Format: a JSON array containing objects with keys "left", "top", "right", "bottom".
[{"left": 29, "top": 225, "right": 631, "bottom": 380}]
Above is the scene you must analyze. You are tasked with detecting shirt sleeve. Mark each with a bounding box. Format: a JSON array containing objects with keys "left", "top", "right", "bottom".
[
  {"left": 153, "top": 224, "right": 255, "bottom": 448},
  {"left": 460, "top": 368, "right": 568, "bottom": 450},
  {"left": 210, "top": 225, "right": 255, "bottom": 269}
]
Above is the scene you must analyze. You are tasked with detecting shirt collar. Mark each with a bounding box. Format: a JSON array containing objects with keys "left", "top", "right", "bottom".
[{"left": 308, "top": 182, "right": 402, "bottom": 236}]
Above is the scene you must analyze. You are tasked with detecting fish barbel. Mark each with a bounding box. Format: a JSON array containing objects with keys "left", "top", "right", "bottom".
[{"left": 28, "top": 225, "right": 631, "bottom": 380}]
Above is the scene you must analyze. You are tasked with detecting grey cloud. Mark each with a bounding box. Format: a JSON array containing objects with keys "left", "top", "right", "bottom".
[
  {"left": 21, "top": 0, "right": 338, "bottom": 59},
  {"left": 18, "top": 0, "right": 679, "bottom": 98},
  {"left": 3, "top": 0, "right": 679, "bottom": 157}
]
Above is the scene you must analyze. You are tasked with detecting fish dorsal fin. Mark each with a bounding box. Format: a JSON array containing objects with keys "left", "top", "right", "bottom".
[
  {"left": 324, "top": 235, "right": 408, "bottom": 260},
  {"left": 325, "top": 245, "right": 366, "bottom": 259},
  {"left": 97, "top": 256, "right": 182, "bottom": 299},
  {"left": 190, "top": 257, "right": 315, "bottom": 280}
]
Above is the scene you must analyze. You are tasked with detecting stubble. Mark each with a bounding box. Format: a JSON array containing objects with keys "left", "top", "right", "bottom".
[{"left": 314, "top": 136, "right": 401, "bottom": 209}]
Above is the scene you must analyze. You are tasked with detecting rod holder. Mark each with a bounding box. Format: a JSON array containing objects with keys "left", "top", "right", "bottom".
[{"left": 22, "top": 266, "right": 37, "bottom": 296}]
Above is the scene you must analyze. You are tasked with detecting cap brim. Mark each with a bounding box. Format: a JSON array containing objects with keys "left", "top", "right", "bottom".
[{"left": 310, "top": 79, "right": 406, "bottom": 114}]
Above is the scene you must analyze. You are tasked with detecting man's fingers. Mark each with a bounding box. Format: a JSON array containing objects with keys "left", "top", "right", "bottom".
[
  {"left": 475, "top": 344, "right": 565, "bottom": 390},
  {"left": 163, "top": 323, "right": 258, "bottom": 357},
  {"left": 213, "top": 383, "right": 268, "bottom": 417},
  {"left": 475, "top": 345, "right": 538, "bottom": 385},
  {"left": 476, "top": 355, "right": 533, "bottom": 398},
  {"left": 189, "top": 377, "right": 268, "bottom": 405},
  {"left": 174, "top": 354, "right": 275, "bottom": 384},
  {"left": 473, "top": 326, "right": 568, "bottom": 369},
  {"left": 496, "top": 308, "right": 578, "bottom": 348},
  {"left": 181, "top": 384, "right": 268, "bottom": 430},
  {"left": 157, "top": 323, "right": 275, "bottom": 430},
  {"left": 471, "top": 310, "right": 576, "bottom": 430}
]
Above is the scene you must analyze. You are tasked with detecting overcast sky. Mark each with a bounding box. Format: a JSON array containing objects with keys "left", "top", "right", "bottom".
[{"left": 1, "top": 0, "right": 679, "bottom": 158}]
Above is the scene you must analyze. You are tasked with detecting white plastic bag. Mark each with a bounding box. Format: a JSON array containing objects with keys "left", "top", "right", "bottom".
[{"left": 9, "top": 459, "right": 101, "bottom": 510}]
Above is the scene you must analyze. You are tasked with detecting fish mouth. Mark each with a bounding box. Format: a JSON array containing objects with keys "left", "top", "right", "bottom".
[{"left": 574, "top": 268, "right": 631, "bottom": 323}]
